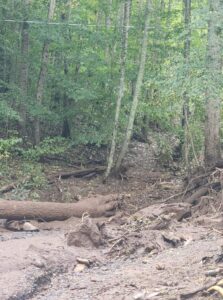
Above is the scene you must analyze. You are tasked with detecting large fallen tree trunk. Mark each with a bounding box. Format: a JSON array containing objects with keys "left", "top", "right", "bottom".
[{"left": 0, "top": 194, "right": 120, "bottom": 221}]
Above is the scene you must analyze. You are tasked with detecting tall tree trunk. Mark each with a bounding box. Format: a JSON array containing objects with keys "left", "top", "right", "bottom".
[
  {"left": 104, "top": 0, "right": 131, "bottom": 181},
  {"left": 61, "top": 0, "right": 72, "bottom": 139},
  {"left": 105, "top": 0, "right": 113, "bottom": 59},
  {"left": 34, "top": 0, "right": 56, "bottom": 145},
  {"left": 19, "top": 0, "right": 30, "bottom": 136},
  {"left": 204, "top": 0, "right": 223, "bottom": 166},
  {"left": 61, "top": 61, "right": 71, "bottom": 138},
  {"left": 115, "top": 0, "right": 152, "bottom": 172},
  {"left": 181, "top": 0, "right": 191, "bottom": 166}
]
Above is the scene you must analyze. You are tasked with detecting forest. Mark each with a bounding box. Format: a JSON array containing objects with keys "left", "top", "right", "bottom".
[
  {"left": 0, "top": 0, "right": 222, "bottom": 169},
  {"left": 0, "top": 1, "right": 223, "bottom": 300}
]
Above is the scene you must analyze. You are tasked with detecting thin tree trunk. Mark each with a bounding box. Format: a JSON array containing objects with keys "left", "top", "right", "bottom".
[
  {"left": 19, "top": 0, "right": 30, "bottom": 136},
  {"left": 105, "top": 0, "right": 112, "bottom": 60},
  {"left": 61, "top": 0, "right": 72, "bottom": 139},
  {"left": 182, "top": 0, "right": 191, "bottom": 167},
  {"left": 204, "top": 0, "right": 223, "bottom": 166},
  {"left": 34, "top": 0, "right": 56, "bottom": 145},
  {"left": 104, "top": 0, "right": 131, "bottom": 181},
  {"left": 117, "top": 1, "right": 125, "bottom": 28},
  {"left": 115, "top": 0, "right": 152, "bottom": 172}
]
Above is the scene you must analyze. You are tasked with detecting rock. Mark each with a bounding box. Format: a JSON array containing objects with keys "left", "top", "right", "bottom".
[
  {"left": 22, "top": 222, "right": 39, "bottom": 232},
  {"left": 32, "top": 258, "right": 45, "bottom": 268},
  {"left": 5, "top": 220, "right": 39, "bottom": 231},
  {"left": 67, "top": 217, "right": 104, "bottom": 248},
  {"left": 74, "top": 263, "right": 87, "bottom": 273}
]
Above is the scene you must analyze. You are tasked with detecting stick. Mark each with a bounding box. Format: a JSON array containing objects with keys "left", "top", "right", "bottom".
[
  {"left": 0, "top": 183, "right": 16, "bottom": 194},
  {"left": 179, "top": 280, "right": 219, "bottom": 299},
  {"left": 52, "top": 166, "right": 106, "bottom": 180}
]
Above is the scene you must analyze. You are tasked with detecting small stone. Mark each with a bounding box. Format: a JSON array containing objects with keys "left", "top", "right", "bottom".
[
  {"left": 23, "top": 222, "right": 39, "bottom": 232},
  {"left": 74, "top": 263, "right": 87, "bottom": 273},
  {"left": 32, "top": 258, "right": 45, "bottom": 268},
  {"left": 90, "top": 278, "right": 98, "bottom": 282}
]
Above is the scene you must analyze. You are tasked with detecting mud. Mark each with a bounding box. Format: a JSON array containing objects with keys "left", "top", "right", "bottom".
[{"left": 1, "top": 204, "right": 223, "bottom": 300}]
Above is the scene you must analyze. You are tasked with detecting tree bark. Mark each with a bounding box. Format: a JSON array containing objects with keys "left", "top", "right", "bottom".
[
  {"left": 34, "top": 0, "right": 56, "bottom": 145},
  {"left": 61, "top": 0, "right": 72, "bottom": 139},
  {"left": 115, "top": 0, "right": 152, "bottom": 172},
  {"left": 105, "top": 0, "right": 113, "bottom": 64},
  {"left": 19, "top": 0, "right": 30, "bottom": 135},
  {"left": 181, "top": 0, "right": 191, "bottom": 167},
  {"left": 0, "top": 194, "right": 119, "bottom": 221},
  {"left": 104, "top": 0, "right": 131, "bottom": 181},
  {"left": 204, "top": 0, "right": 222, "bottom": 166}
]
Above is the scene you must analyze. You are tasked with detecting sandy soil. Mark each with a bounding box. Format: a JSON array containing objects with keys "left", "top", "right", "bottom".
[{"left": 1, "top": 204, "right": 223, "bottom": 300}]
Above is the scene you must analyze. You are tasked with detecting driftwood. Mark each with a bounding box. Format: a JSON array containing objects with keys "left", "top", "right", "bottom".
[
  {"left": 0, "top": 194, "right": 119, "bottom": 221},
  {"left": 51, "top": 166, "right": 106, "bottom": 180}
]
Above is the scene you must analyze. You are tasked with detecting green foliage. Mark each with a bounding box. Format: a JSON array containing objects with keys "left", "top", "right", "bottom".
[
  {"left": 22, "top": 163, "right": 47, "bottom": 189},
  {"left": 0, "top": 0, "right": 222, "bottom": 164},
  {"left": 186, "top": 121, "right": 204, "bottom": 162},
  {"left": 156, "top": 134, "right": 175, "bottom": 166},
  {"left": 0, "top": 137, "right": 22, "bottom": 160},
  {"left": 23, "top": 137, "right": 70, "bottom": 161}
]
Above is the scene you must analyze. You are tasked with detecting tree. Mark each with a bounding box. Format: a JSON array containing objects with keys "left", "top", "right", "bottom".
[
  {"left": 19, "top": 0, "right": 30, "bottom": 136},
  {"left": 115, "top": 0, "right": 152, "bottom": 172},
  {"left": 181, "top": 0, "right": 191, "bottom": 166},
  {"left": 0, "top": 0, "right": 222, "bottom": 169},
  {"left": 204, "top": 0, "right": 223, "bottom": 166},
  {"left": 104, "top": 0, "right": 131, "bottom": 181},
  {"left": 61, "top": 0, "right": 72, "bottom": 139},
  {"left": 34, "top": 0, "right": 56, "bottom": 145}
]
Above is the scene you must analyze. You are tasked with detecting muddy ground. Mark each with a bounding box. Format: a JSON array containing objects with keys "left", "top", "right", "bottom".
[{"left": 0, "top": 144, "right": 223, "bottom": 300}]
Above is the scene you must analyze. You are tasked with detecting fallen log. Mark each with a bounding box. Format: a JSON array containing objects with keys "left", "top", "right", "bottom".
[
  {"left": 0, "top": 194, "right": 119, "bottom": 221},
  {"left": 184, "top": 187, "right": 209, "bottom": 205},
  {"left": 184, "top": 182, "right": 221, "bottom": 205},
  {"left": 51, "top": 166, "right": 106, "bottom": 180}
]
